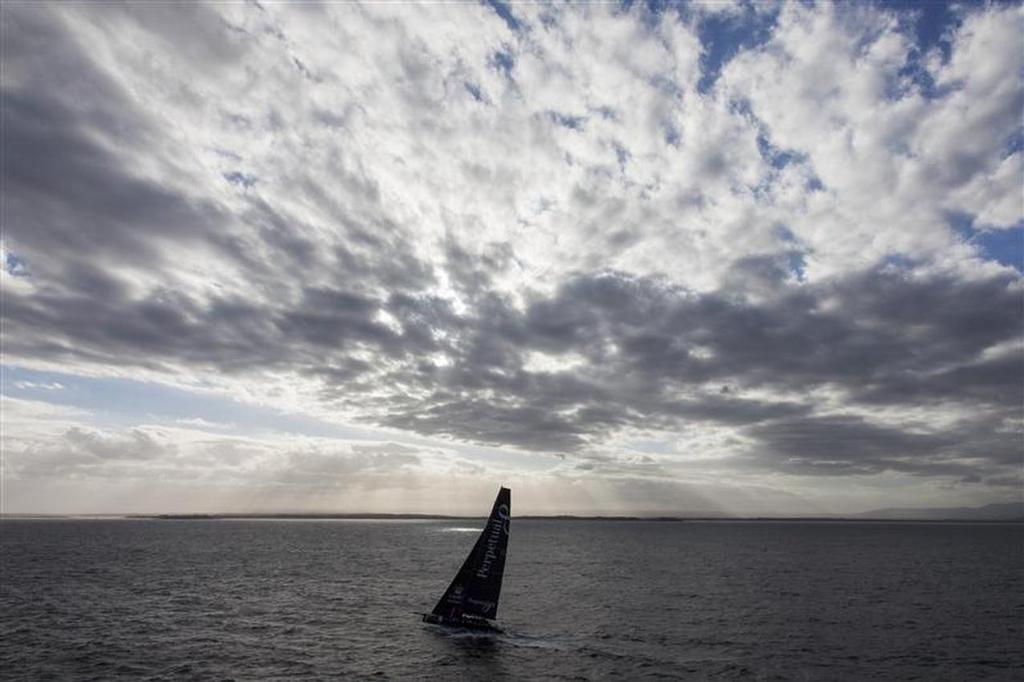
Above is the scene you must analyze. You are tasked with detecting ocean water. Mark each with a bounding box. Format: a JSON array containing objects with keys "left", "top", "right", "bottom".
[{"left": 1, "top": 519, "right": 1021, "bottom": 681}]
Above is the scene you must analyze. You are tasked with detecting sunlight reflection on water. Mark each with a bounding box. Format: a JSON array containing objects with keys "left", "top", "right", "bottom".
[{"left": 439, "top": 526, "right": 483, "bottom": 532}]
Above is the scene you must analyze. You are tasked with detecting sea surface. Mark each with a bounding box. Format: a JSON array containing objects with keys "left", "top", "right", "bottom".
[{"left": 1, "top": 519, "right": 1021, "bottom": 681}]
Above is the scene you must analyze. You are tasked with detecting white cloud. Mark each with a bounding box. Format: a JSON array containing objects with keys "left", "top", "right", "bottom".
[
  {"left": 12, "top": 381, "right": 64, "bottom": 390},
  {"left": 720, "top": 3, "right": 1021, "bottom": 277}
]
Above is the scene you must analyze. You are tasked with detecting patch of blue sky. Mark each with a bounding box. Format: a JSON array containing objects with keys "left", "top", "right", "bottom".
[
  {"left": 757, "top": 133, "right": 804, "bottom": 170},
  {"left": 620, "top": 0, "right": 666, "bottom": 27},
  {"left": 975, "top": 228, "right": 1024, "bottom": 271},
  {"left": 4, "top": 251, "right": 29, "bottom": 277},
  {"left": 607, "top": 3, "right": 783, "bottom": 96},
  {"left": 785, "top": 251, "right": 807, "bottom": 282},
  {"left": 223, "top": 171, "right": 257, "bottom": 189},
  {"left": 664, "top": 124, "right": 681, "bottom": 147},
  {"left": 1, "top": 365, "right": 375, "bottom": 440},
  {"left": 483, "top": 0, "right": 521, "bottom": 33},
  {"left": 885, "top": 1, "right": 1021, "bottom": 100},
  {"left": 489, "top": 50, "right": 514, "bottom": 76},
  {"left": 750, "top": 136, "right": 817, "bottom": 200},
  {"left": 776, "top": 226, "right": 800, "bottom": 244},
  {"left": 548, "top": 111, "right": 586, "bottom": 131},
  {"left": 880, "top": 0, "right": 962, "bottom": 59},
  {"left": 885, "top": 0, "right": 962, "bottom": 99},
  {"left": 464, "top": 81, "right": 485, "bottom": 103},
  {"left": 775, "top": 227, "right": 809, "bottom": 281},
  {"left": 1003, "top": 130, "right": 1023, "bottom": 158},
  {"left": 213, "top": 147, "right": 242, "bottom": 162},
  {"left": 613, "top": 143, "right": 630, "bottom": 171},
  {"left": 694, "top": 4, "right": 779, "bottom": 93},
  {"left": 950, "top": 212, "right": 1024, "bottom": 272}
]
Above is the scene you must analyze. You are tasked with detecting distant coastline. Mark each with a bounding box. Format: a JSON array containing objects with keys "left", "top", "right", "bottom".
[{"left": 3, "top": 512, "right": 1022, "bottom": 523}]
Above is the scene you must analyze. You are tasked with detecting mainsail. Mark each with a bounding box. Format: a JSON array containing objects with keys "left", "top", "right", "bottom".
[{"left": 430, "top": 487, "right": 511, "bottom": 622}]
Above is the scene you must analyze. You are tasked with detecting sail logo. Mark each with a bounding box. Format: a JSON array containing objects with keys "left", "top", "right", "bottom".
[
  {"left": 475, "top": 504, "right": 509, "bottom": 579},
  {"left": 497, "top": 503, "right": 510, "bottom": 534}
]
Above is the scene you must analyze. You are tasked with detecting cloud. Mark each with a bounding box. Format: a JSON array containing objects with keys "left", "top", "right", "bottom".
[
  {"left": 744, "top": 413, "right": 1020, "bottom": 479},
  {"left": 274, "top": 442, "right": 422, "bottom": 490},
  {"left": 719, "top": 2, "right": 1023, "bottom": 277},
  {"left": 6, "top": 426, "right": 178, "bottom": 480},
  {"left": 13, "top": 247, "right": 1017, "bottom": 470},
  {"left": 1, "top": 2, "right": 1020, "bottom": 511},
  {"left": 12, "top": 381, "right": 64, "bottom": 391},
  {"left": 2, "top": 422, "right": 423, "bottom": 489},
  {"left": 372, "top": 263, "right": 1020, "bottom": 471}
]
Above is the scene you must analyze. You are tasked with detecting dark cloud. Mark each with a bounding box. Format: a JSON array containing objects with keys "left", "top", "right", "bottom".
[
  {"left": 380, "top": 400, "right": 592, "bottom": 452},
  {"left": 2, "top": 88, "right": 225, "bottom": 266},
  {"left": 283, "top": 287, "right": 397, "bottom": 350},
  {"left": 365, "top": 264, "right": 1020, "bottom": 467},
  {"left": 743, "top": 412, "right": 1022, "bottom": 480},
  {"left": 4, "top": 231, "right": 1021, "bottom": 475},
  {"left": 746, "top": 415, "right": 955, "bottom": 476}
]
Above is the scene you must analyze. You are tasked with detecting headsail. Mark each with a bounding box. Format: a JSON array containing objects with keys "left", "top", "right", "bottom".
[{"left": 431, "top": 487, "right": 511, "bottom": 621}]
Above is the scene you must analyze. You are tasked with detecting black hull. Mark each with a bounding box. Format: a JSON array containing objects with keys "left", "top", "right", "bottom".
[{"left": 421, "top": 612, "right": 502, "bottom": 633}]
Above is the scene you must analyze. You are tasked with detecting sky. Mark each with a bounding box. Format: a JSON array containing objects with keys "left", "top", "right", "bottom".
[{"left": 1, "top": 0, "right": 1021, "bottom": 516}]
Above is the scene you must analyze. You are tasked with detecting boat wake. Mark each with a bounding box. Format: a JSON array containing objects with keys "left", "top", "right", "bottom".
[
  {"left": 425, "top": 621, "right": 573, "bottom": 649},
  {"left": 427, "top": 625, "right": 500, "bottom": 638},
  {"left": 496, "top": 630, "right": 572, "bottom": 651}
]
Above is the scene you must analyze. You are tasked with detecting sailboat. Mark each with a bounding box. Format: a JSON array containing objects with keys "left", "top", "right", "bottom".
[{"left": 421, "top": 487, "right": 511, "bottom": 631}]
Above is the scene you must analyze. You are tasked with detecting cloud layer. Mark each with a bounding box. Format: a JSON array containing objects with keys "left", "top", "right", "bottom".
[{"left": 2, "top": 2, "right": 1021, "bottom": 512}]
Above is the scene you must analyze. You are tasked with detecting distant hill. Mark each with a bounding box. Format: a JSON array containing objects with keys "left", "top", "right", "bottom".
[{"left": 853, "top": 501, "right": 1024, "bottom": 521}]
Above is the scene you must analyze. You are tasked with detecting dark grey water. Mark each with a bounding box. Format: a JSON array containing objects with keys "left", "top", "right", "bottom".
[{"left": 1, "top": 519, "right": 1021, "bottom": 681}]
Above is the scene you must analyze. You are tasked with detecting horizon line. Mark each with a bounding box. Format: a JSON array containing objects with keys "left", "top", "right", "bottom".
[{"left": 3, "top": 512, "right": 1022, "bottom": 523}]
